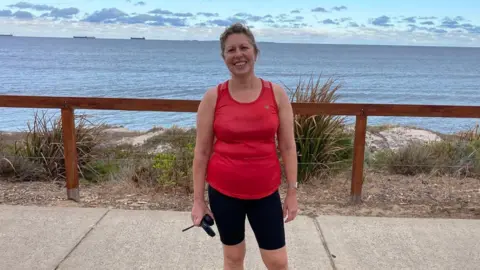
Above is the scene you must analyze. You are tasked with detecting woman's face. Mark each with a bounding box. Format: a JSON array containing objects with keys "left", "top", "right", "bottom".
[{"left": 223, "top": 33, "right": 257, "bottom": 77}]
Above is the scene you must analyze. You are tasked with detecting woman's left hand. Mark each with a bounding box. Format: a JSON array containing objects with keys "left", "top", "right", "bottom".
[{"left": 283, "top": 191, "right": 298, "bottom": 223}]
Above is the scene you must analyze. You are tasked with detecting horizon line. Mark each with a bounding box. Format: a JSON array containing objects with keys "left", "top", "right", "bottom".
[{"left": 2, "top": 34, "right": 480, "bottom": 49}]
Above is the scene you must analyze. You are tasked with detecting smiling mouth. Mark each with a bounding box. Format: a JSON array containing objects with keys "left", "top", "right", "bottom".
[{"left": 234, "top": 61, "right": 247, "bottom": 66}]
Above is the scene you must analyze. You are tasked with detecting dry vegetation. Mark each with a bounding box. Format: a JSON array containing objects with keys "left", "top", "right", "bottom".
[
  {"left": 1, "top": 75, "right": 479, "bottom": 219},
  {"left": 368, "top": 124, "right": 480, "bottom": 177}
]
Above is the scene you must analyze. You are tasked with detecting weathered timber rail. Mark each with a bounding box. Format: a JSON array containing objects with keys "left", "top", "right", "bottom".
[{"left": 1, "top": 95, "right": 480, "bottom": 203}]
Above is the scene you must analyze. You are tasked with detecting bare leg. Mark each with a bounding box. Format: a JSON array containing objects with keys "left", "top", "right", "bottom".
[
  {"left": 259, "top": 245, "right": 288, "bottom": 270},
  {"left": 223, "top": 240, "right": 246, "bottom": 270}
]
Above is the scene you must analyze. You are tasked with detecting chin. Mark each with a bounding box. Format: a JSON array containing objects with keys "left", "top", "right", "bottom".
[
  {"left": 229, "top": 65, "right": 253, "bottom": 77},
  {"left": 231, "top": 70, "right": 251, "bottom": 77}
]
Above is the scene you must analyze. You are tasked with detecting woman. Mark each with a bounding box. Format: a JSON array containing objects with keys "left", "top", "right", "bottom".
[{"left": 191, "top": 22, "right": 298, "bottom": 270}]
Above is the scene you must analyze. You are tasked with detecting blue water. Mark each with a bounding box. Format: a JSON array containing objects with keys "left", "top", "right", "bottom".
[{"left": 1, "top": 36, "right": 479, "bottom": 133}]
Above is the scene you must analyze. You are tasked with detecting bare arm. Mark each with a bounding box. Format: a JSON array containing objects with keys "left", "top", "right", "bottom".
[
  {"left": 192, "top": 87, "right": 217, "bottom": 202},
  {"left": 273, "top": 83, "right": 298, "bottom": 194}
]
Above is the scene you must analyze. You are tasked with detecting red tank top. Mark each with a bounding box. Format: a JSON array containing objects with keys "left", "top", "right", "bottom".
[{"left": 205, "top": 78, "right": 282, "bottom": 199}]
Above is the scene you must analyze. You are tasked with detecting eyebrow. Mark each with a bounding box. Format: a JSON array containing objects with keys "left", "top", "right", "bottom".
[{"left": 227, "top": 43, "right": 250, "bottom": 48}]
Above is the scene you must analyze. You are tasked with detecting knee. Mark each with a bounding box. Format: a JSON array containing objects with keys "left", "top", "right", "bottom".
[
  {"left": 262, "top": 248, "right": 288, "bottom": 270},
  {"left": 224, "top": 243, "right": 246, "bottom": 268},
  {"left": 264, "top": 258, "right": 288, "bottom": 270},
  {"left": 224, "top": 254, "right": 244, "bottom": 268}
]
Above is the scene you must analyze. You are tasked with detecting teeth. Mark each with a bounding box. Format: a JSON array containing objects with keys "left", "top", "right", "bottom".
[{"left": 235, "top": 62, "right": 246, "bottom": 66}]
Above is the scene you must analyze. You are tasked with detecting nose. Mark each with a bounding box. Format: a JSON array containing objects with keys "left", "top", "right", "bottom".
[{"left": 232, "top": 48, "right": 243, "bottom": 57}]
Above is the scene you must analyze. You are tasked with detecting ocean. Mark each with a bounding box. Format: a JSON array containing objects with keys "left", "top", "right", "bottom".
[{"left": 1, "top": 36, "right": 479, "bottom": 134}]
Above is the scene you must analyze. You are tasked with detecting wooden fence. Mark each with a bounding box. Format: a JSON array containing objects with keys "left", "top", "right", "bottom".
[{"left": 1, "top": 95, "right": 480, "bottom": 204}]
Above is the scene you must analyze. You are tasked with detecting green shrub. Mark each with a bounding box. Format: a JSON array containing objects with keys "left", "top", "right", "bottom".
[
  {"left": 370, "top": 141, "right": 437, "bottom": 175},
  {"left": 153, "top": 152, "right": 177, "bottom": 186},
  {"left": 82, "top": 159, "right": 120, "bottom": 182},
  {"left": 81, "top": 143, "right": 140, "bottom": 183},
  {"left": 285, "top": 75, "right": 353, "bottom": 183},
  {"left": 113, "top": 158, "right": 162, "bottom": 188},
  {"left": 149, "top": 126, "right": 196, "bottom": 191},
  {"left": 371, "top": 138, "right": 480, "bottom": 177}
]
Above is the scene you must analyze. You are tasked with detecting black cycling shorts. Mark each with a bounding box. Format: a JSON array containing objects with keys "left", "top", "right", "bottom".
[{"left": 207, "top": 185, "right": 286, "bottom": 250}]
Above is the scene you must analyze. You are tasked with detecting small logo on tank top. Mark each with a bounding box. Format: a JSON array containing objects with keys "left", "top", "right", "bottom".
[{"left": 264, "top": 105, "right": 269, "bottom": 109}]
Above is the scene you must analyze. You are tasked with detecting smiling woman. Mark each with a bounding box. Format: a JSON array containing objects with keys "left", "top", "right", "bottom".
[{"left": 191, "top": 22, "right": 298, "bottom": 270}]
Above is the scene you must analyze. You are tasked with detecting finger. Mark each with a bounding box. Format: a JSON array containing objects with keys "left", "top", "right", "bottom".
[
  {"left": 285, "top": 215, "right": 292, "bottom": 223},
  {"left": 290, "top": 210, "right": 297, "bottom": 220},
  {"left": 286, "top": 210, "right": 297, "bottom": 223},
  {"left": 207, "top": 209, "right": 214, "bottom": 220},
  {"left": 193, "top": 216, "right": 201, "bottom": 226},
  {"left": 282, "top": 204, "right": 287, "bottom": 219}
]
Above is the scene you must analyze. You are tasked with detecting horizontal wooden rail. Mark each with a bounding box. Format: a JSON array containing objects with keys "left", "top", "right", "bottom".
[
  {"left": 1, "top": 94, "right": 480, "bottom": 204},
  {"left": 2, "top": 95, "right": 480, "bottom": 118}
]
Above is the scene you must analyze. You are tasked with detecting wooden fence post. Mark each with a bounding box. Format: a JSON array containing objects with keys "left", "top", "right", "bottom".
[
  {"left": 61, "top": 107, "right": 79, "bottom": 202},
  {"left": 351, "top": 113, "right": 367, "bottom": 204}
]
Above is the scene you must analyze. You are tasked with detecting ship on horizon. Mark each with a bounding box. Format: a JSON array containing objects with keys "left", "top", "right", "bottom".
[
  {"left": 130, "top": 37, "right": 146, "bottom": 40},
  {"left": 0, "top": 34, "right": 13, "bottom": 37},
  {"left": 73, "top": 36, "right": 95, "bottom": 39}
]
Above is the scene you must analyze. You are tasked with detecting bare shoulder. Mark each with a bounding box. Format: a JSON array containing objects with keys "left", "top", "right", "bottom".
[
  {"left": 270, "top": 81, "right": 291, "bottom": 107},
  {"left": 196, "top": 86, "right": 218, "bottom": 129},
  {"left": 203, "top": 85, "right": 218, "bottom": 102},
  {"left": 198, "top": 85, "right": 219, "bottom": 110},
  {"left": 270, "top": 82, "right": 286, "bottom": 93}
]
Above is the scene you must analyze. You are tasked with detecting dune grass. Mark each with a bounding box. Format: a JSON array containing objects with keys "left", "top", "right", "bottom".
[
  {"left": 284, "top": 75, "right": 353, "bottom": 183},
  {"left": 0, "top": 111, "right": 105, "bottom": 182},
  {"left": 368, "top": 124, "right": 480, "bottom": 177}
]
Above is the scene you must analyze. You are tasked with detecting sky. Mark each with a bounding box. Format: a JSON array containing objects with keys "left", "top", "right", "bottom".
[{"left": 0, "top": 0, "right": 479, "bottom": 47}]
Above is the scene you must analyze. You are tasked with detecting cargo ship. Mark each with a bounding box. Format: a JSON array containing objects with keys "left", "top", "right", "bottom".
[
  {"left": 130, "top": 37, "right": 146, "bottom": 40},
  {"left": 73, "top": 36, "right": 95, "bottom": 39}
]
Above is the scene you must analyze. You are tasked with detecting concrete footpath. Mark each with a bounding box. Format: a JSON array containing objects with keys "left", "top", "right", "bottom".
[{"left": 0, "top": 205, "right": 479, "bottom": 270}]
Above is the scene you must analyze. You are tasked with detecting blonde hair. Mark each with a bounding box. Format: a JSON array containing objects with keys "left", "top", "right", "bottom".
[{"left": 219, "top": 22, "right": 259, "bottom": 58}]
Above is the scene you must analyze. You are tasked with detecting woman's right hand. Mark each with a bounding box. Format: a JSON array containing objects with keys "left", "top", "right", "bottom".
[{"left": 191, "top": 199, "right": 214, "bottom": 226}]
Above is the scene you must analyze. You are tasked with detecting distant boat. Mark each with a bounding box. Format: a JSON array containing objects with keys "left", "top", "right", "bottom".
[
  {"left": 0, "top": 34, "right": 13, "bottom": 37},
  {"left": 130, "top": 37, "right": 146, "bottom": 40},
  {"left": 73, "top": 36, "right": 95, "bottom": 39}
]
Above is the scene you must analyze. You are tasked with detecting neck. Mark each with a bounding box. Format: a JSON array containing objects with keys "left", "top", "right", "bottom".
[{"left": 230, "top": 72, "right": 258, "bottom": 90}]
